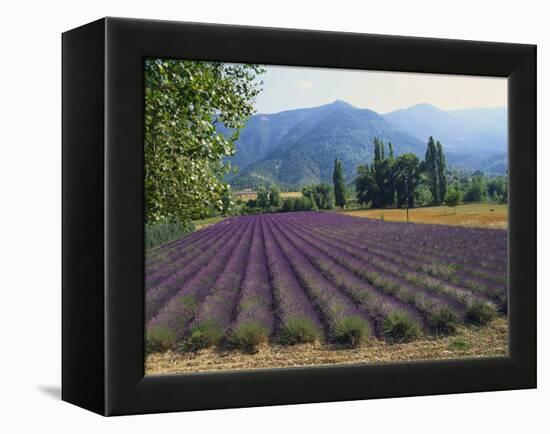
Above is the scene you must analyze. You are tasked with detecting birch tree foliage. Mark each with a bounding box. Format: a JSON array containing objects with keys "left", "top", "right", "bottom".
[{"left": 145, "top": 59, "right": 264, "bottom": 223}]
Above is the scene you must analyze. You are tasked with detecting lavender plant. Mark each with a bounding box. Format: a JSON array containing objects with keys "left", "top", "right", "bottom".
[{"left": 144, "top": 211, "right": 507, "bottom": 353}]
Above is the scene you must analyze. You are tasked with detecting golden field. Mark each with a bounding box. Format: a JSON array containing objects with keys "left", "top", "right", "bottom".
[{"left": 339, "top": 203, "right": 507, "bottom": 229}]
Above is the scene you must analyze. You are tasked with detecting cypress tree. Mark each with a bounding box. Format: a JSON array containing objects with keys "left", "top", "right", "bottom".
[
  {"left": 386, "top": 142, "right": 396, "bottom": 205},
  {"left": 374, "top": 138, "right": 382, "bottom": 163},
  {"left": 425, "top": 136, "right": 440, "bottom": 204},
  {"left": 333, "top": 158, "right": 347, "bottom": 209},
  {"left": 369, "top": 138, "right": 396, "bottom": 208},
  {"left": 373, "top": 139, "right": 385, "bottom": 208},
  {"left": 436, "top": 140, "right": 447, "bottom": 203}
]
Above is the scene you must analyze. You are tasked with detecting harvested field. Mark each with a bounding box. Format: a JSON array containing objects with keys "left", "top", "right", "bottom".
[{"left": 340, "top": 203, "right": 507, "bottom": 229}]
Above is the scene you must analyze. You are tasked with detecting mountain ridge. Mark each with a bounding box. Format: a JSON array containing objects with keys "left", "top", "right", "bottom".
[{"left": 227, "top": 100, "right": 507, "bottom": 189}]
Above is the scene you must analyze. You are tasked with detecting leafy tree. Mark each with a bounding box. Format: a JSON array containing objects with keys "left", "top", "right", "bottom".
[
  {"left": 269, "top": 184, "right": 282, "bottom": 208},
  {"left": 317, "top": 183, "right": 335, "bottom": 209},
  {"left": 246, "top": 198, "right": 257, "bottom": 208},
  {"left": 302, "top": 183, "right": 334, "bottom": 210},
  {"left": 355, "top": 164, "right": 376, "bottom": 206},
  {"left": 394, "top": 154, "right": 421, "bottom": 209},
  {"left": 256, "top": 186, "right": 270, "bottom": 209},
  {"left": 445, "top": 189, "right": 462, "bottom": 213},
  {"left": 292, "top": 198, "right": 303, "bottom": 211},
  {"left": 310, "top": 198, "right": 319, "bottom": 211},
  {"left": 379, "top": 157, "right": 396, "bottom": 206},
  {"left": 333, "top": 158, "right": 347, "bottom": 209},
  {"left": 414, "top": 183, "right": 432, "bottom": 207},
  {"left": 487, "top": 177, "right": 507, "bottom": 203},
  {"left": 220, "top": 190, "right": 234, "bottom": 215},
  {"left": 282, "top": 197, "right": 296, "bottom": 212},
  {"left": 144, "top": 59, "right": 264, "bottom": 224},
  {"left": 464, "top": 176, "right": 487, "bottom": 202},
  {"left": 293, "top": 196, "right": 313, "bottom": 211},
  {"left": 302, "top": 186, "right": 316, "bottom": 207}
]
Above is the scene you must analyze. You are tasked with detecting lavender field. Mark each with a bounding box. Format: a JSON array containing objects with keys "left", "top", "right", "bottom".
[{"left": 145, "top": 212, "right": 507, "bottom": 354}]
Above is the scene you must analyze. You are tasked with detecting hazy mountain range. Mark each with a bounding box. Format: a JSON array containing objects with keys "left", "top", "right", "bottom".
[{"left": 225, "top": 100, "right": 507, "bottom": 189}]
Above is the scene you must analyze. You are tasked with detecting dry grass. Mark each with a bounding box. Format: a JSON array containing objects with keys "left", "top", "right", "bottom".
[
  {"left": 145, "top": 317, "right": 507, "bottom": 375},
  {"left": 234, "top": 192, "right": 257, "bottom": 201},
  {"left": 339, "top": 203, "right": 507, "bottom": 229},
  {"left": 281, "top": 192, "right": 303, "bottom": 198},
  {"left": 234, "top": 191, "right": 303, "bottom": 201},
  {"left": 192, "top": 216, "right": 226, "bottom": 230}
]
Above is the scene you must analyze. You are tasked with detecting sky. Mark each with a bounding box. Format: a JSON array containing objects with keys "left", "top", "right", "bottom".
[{"left": 253, "top": 65, "right": 507, "bottom": 114}]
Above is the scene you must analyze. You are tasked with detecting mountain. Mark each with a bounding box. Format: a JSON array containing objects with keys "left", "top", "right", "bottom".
[
  {"left": 448, "top": 107, "right": 507, "bottom": 138},
  {"left": 384, "top": 104, "right": 507, "bottom": 171},
  {"left": 224, "top": 106, "right": 314, "bottom": 173},
  {"left": 227, "top": 101, "right": 426, "bottom": 189},
  {"left": 227, "top": 101, "right": 507, "bottom": 190}
]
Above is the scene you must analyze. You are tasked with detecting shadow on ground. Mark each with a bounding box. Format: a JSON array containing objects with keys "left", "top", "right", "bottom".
[{"left": 38, "top": 385, "right": 61, "bottom": 400}]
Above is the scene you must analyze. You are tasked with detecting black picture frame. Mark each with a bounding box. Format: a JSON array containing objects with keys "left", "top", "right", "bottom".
[{"left": 62, "top": 17, "right": 536, "bottom": 416}]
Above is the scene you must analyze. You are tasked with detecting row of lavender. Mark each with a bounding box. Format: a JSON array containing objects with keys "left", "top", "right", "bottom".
[{"left": 145, "top": 212, "right": 507, "bottom": 353}]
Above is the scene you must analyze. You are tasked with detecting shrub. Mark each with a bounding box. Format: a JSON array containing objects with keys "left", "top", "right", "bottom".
[
  {"left": 145, "top": 325, "right": 176, "bottom": 354},
  {"left": 383, "top": 280, "right": 401, "bottom": 295},
  {"left": 333, "top": 316, "right": 370, "bottom": 347},
  {"left": 363, "top": 270, "right": 380, "bottom": 284},
  {"left": 145, "top": 220, "right": 195, "bottom": 249},
  {"left": 400, "top": 287, "right": 418, "bottom": 305},
  {"left": 367, "top": 272, "right": 401, "bottom": 297},
  {"left": 445, "top": 189, "right": 462, "bottom": 208},
  {"left": 405, "top": 272, "right": 424, "bottom": 287},
  {"left": 282, "top": 198, "right": 296, "bottom": 212},
  {"left": 292, "top": 196, "right": 314, "bottom": 211},
  {"left": 427, "top": 306, "right": 458, "bottom": 335},
  {"left": 279, "top": 317, "right": 320, "bottom": 345},
  {"left": 423, "top": 263, "right": 456, "bottom": 280},
  {"left": 382, "top": 311, "right": 421, "bottom": 343},
  {"left": 181, "top": 320, "right": 224, "bottom": 352},
  {"left": 465, "top": 299, "right": 497, "bottom": 325},
  {"left": 448, "top": 338, "right": 470, "bottom": 351},
  {"left": 230, "top": 321, "right": 269, "bottom": 353}
]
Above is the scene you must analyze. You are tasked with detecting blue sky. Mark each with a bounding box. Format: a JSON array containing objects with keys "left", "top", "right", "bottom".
[{"left": 253, "top": 65, "right": 507, "bottom": 114}]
